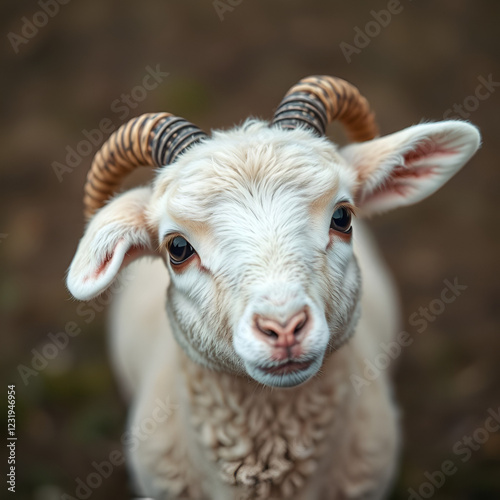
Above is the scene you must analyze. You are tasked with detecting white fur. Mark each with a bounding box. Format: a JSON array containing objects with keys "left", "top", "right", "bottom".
[{"left": 67, "top": 119, "right": 480, "bottom": 499}]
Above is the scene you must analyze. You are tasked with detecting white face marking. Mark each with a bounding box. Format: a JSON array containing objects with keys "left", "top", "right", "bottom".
[{"left": 150, "top": 121, "right": 362, "bottom": 387}]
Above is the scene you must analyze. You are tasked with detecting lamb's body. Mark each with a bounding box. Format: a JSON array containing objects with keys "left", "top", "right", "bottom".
[
  {"left": 110, "top": 221, "right": 400, "bottom": 499},
  {"left": 66, "top": 77, "right": 480, "bottom": 500}
]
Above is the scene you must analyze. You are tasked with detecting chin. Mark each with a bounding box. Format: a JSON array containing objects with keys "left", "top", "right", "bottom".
[{"left": 245, "top": 355, "right": 324, "bottom": 388}]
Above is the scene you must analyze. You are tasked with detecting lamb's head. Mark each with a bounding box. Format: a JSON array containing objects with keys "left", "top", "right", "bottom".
[
  {"left": 147, "top": 123, "right": 363, "bottom": 387},
  {"left": 67, "top": 76, "right": 481, "bottom": 388}
]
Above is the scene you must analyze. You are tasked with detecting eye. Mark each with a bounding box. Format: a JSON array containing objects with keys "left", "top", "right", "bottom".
[
  {"left": 167, "top": 236, "right": 196, "bottom": 265},
  {"left": 330, "top": 206, "right": 352, "bottom": 234}
]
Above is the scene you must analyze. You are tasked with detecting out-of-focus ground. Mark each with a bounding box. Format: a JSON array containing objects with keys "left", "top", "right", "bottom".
[{"left": 0, "top": 0, "right": 499, "bottom": 499}]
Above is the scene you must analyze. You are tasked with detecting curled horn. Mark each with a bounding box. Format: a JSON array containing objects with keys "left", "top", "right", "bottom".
[
  {"left": 272, "top": 75, "right": 378, "bottom": 142},
  {"left": 83, "top": 113, "right": 207, "bottom": 218}
]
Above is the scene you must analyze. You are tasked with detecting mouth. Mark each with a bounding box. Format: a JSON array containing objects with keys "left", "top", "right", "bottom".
[
  {"left": 259, "top": 359, "right": 313, "bottom": 376},
  {"left": 245, "top": 355, "right": 323, "bottom": 388}
]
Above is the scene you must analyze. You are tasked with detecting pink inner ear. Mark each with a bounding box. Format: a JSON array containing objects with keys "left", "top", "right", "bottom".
[
  {"left": 94, "top": 251, "right": 113, "bottom": 278},
  {"left": 404, "top": 139, "right": 458, "bottom": 164},
  {"left": 87, "top": 243, "right": 150, "bottom": 282},
  {"left": 361, "top": 139, "right": 458, "bottom": 204},
  {"left": 369, "top": 162, "right": 435, "bottom": 201}
]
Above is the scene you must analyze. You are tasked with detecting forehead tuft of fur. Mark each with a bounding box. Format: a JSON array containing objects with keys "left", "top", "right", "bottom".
[{"left": 149, "top": 119, "right": 355, "bottom": 223}]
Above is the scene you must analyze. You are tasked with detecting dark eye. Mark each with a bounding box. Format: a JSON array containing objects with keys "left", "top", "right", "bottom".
[
  {"left": 167, "top": 236, "right": 195, "bottom": 265},
  {"left": 330, "top": 206, "right": 352, "bottom": 234}
]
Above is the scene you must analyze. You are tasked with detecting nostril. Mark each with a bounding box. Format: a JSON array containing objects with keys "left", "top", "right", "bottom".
[
  {"left": 255, "top": 317, "right": 281, "bottom": 341},
  {"left": 294, "top": 322, "right": 303, "bottom": 334},
  {"left": 293, "top": 311, "right": 308, "bottom": 333},
  {"left": 259, "top": 326, "right": 279, "bottom": 339},
  {"left": 293, "top": 313, "right": 308, "bottom": 335}
]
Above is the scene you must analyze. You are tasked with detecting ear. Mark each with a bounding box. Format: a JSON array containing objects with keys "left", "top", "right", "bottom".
[
  {"left": 339, "top": 121, "right": 481, "bottom": 216},
  {"left": 67, "top": 187, "right": 158, "bottom": 301}
]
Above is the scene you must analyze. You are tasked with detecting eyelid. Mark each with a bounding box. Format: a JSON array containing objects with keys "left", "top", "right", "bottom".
[
  {"left": 159, "top": 232, "right": 186, "bottom": 253},
  {"left": 334, "top": 201, "right": 357, "bottom": 217}
]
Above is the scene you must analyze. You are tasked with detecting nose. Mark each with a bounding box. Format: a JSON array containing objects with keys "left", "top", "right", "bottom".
[{"left": 254, "top": 308, "right": 310, "bottom": 348}]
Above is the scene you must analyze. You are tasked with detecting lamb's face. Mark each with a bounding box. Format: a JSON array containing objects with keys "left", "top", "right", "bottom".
[{"left": 150, "top": 123, "right": 362, "bottom": 387}]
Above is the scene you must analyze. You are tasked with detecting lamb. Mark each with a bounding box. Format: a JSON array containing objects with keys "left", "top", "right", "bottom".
[{"left": 66, "top": 76, "right": 481, "bottom": 500}]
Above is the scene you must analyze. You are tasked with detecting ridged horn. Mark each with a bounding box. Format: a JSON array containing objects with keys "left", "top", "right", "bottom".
[
  {"left": 272, "top": 75, "right": 378, "bottom": 142},
  {"left": 83, "top": 112, "right": 207, "bottom": 218}
]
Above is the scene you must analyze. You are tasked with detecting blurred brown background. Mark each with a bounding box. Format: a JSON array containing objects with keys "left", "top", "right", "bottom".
[{"left": 1, "top": 0, "right": 499, "bottom": 499}]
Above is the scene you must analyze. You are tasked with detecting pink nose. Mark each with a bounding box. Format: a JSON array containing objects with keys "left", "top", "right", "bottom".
[{"left": 254, "top": 309, "right": 310, "bottom": 348}]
